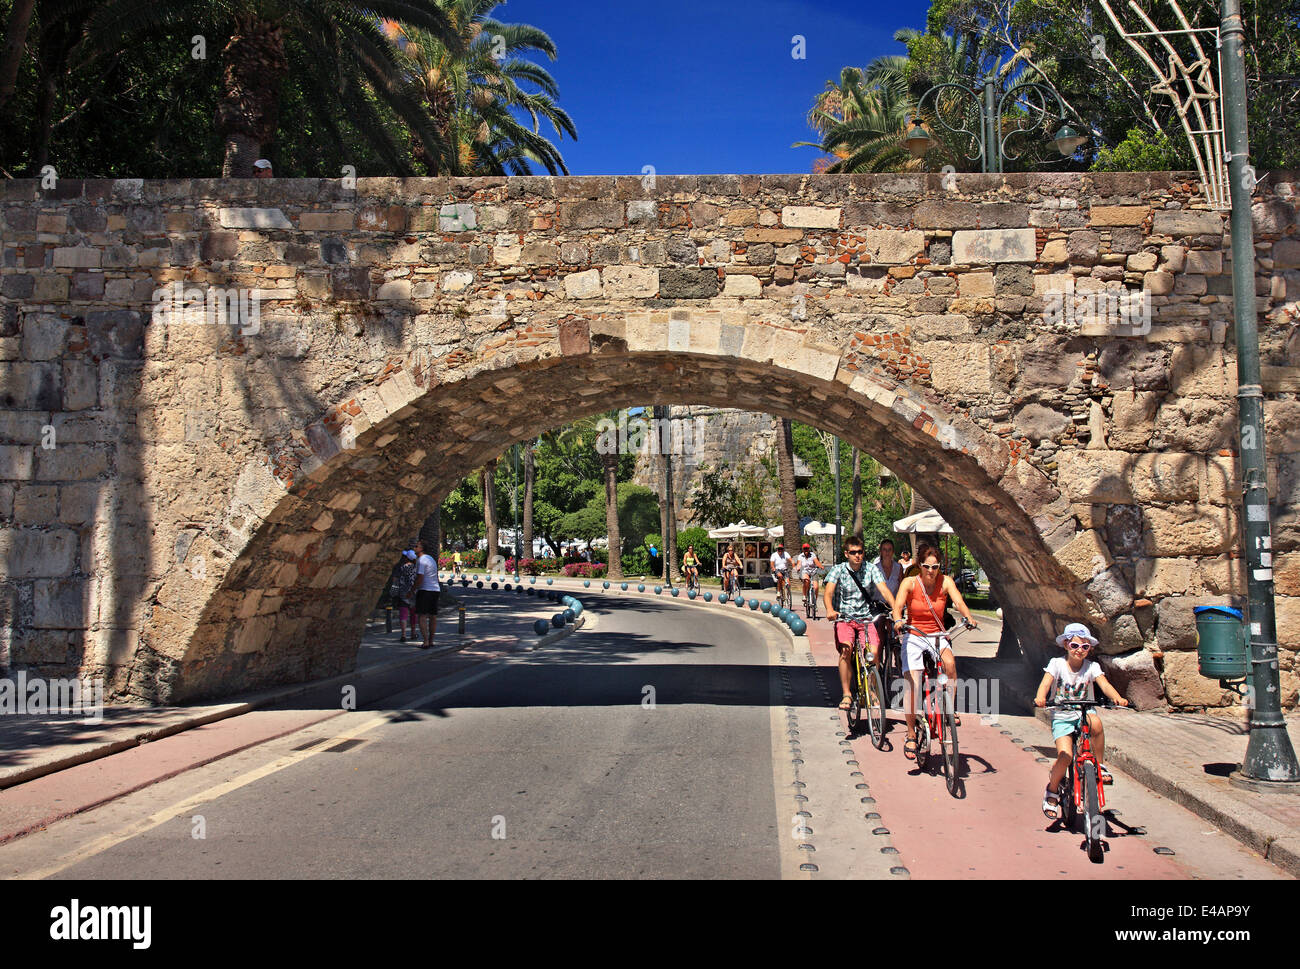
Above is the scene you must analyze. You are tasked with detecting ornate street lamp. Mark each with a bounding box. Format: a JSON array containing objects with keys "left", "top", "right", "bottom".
[{"left": 912, "top": 77, "right": 1085, "bottom": 173}]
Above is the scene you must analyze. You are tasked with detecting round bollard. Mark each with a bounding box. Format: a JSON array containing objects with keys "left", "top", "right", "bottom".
[
  {"left": 571, "top": 602, "right": 583, "bottom": 617},
  {"left": 533, "top": 619, "right": 549, "bottom": 635},
  {"left": 749, "top": 599, "right": 759, "bottom": 610},
  {"left": 654, "top": 585, "right": 662, "bottom": 595},
  {"left": 583, "top": 580, "right": 591, "bottom": 588},
  {"left": 490, "top": 581, "right": 498, "bottom": 590},
  {"left": 790, "top": 617, "right": 808, "bottom": 636},
  {"left": 551, "top": 613, "right": 566, "bottom": 628},
  {"left": 671, "top": 588, "right": 679, "bottom": 597},
  {"left": 703, "top": 592, "right": 713, "bottom": 602},
  {"left": 603, "top": 581, "right": 610, "bottom": 589},
  {"left": 476, "top": 581, "right": 484, "bottom": 589},
  {"left": 515, "top": 586, "right": 523, "bottom": 595},
  {"left": 503, "top": 582, "right": 511, "bottom": 590},
  {"left": 638, "top": 584, "right": 645, "bottom": 593},
  {"left": 530, "top": 577, "right": 537, "bottom": 585},
  {"left": 562, "top": 608, "right": 575, "bottom": 622},
  {"left": 621, "top": 583, "right": 628, "bottom": 591},
  {"left": 546, "top": 578, "right": 554, "bottom": 585},
  {"left": 735, "top": 596, "right": 745, "bottom": 608},
  {"left": 719, "top": 594, "right": 728, "bottom": 604},
  {"left": 761, "top": 601, "right": 772, "bottom": 613},
  {"left": 687, "top": 589, "right": 697, "bottom": 599}
]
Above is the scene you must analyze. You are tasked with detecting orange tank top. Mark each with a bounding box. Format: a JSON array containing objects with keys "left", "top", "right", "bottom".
[{"left": 906, "top": 577, "right": 949, "bottom": 634}]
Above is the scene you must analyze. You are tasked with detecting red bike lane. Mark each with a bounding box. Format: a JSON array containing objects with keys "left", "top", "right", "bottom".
[{"left": 803, "top": 618, "right": 1191, "bottom": 879}]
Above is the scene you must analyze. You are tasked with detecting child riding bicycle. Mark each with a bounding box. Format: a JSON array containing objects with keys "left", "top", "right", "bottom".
[{"left": 1034, "top": 622, "right": 1129, "bottom": 819}]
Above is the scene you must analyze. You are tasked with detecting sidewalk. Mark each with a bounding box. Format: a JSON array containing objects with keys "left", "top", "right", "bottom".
[{"left": 0, "top": 588, "right": 580, "bottom": 794}]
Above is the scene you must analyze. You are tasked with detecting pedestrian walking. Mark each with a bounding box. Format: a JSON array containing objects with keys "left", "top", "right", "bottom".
[
  {"left": 413, "top": 539, "right": 441, "bottom": 648},
  {"left": 389, "top": 550, "right": 418, "bottom": 642}
]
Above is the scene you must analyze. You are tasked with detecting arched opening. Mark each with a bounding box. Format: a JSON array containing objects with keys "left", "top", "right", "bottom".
[{"left": 150, "top": 344, "right": 1088, "bottom": 703}]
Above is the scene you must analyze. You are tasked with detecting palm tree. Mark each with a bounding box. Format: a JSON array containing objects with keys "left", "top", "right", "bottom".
[
  {"left": 775, "top": 419, "right": 799, "bottom": 562},
  {"left": 385, "top": 0, "right": 575, "bottom": 175},
  {"left": 851, "top": 447, "right": 863, "bottom": 537},
  {"left": 78, "top": 0, "right": 458, "bottom": 176},
  {"left": 480, "top": 457, "right": 499, "bottom": 567},
  {"left": 796, "top": 59, "right": 918, "bottom": 173},
  {"left": 0, "top": 0, "right": 37, "bottom": 110},
  {"left": 601, "top": 447, "right": 622, "bottom": 581},
  {"left": 522, "top": 439, "right": 535, "bottom": 561}
]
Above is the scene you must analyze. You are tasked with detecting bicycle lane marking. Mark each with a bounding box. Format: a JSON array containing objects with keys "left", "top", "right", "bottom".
[{"left": 802, "top": 618, "right": 1192, "bottom": 879}]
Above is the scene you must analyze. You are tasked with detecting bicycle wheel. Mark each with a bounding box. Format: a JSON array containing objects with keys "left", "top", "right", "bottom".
[
  {"left": 1059, "top": 765, "right": 1076, "bottom": 829},
  {"left": 1083, "top": 760, "right": 1104, "bottom": 862},
  {"left": 942, "top": 699, "right": 960, "bottom": 795},
  {"left": 866, "top": 663, "right": 887, "bottom": 749}
]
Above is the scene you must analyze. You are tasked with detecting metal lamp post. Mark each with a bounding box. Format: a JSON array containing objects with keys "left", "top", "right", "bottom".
[
  {"left": 1221, "top": 0, "right": 1300, "bottom": 789},
  {"left": 512, "top": 443, "right": 521, "bottom": 567},
  {"left": 908, "top": 78, "right": 1086, "bottom": 172}
]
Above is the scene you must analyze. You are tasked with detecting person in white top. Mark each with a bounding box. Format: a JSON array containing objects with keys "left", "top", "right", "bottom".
[
  {"left": 769, "top": 543, "right": 793, "bottom": 602},
  {"left": 1034, "top": 622, "right": 1128, "bottom": 819},
  {"left": 413, "top": 539, "right": 441, "bottom": 649},
  {"left": 793, "top": 543, "right": 824, "bottom": 607}
]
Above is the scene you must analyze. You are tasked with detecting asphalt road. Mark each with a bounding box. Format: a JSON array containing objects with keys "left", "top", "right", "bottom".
[{"left": 17, "top": 593, "right": 797, "bottom": 879}]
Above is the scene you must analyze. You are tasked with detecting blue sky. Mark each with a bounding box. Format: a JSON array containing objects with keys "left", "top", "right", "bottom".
[{"left": 499, "top": 0, "right": 933, "bottom": 175}]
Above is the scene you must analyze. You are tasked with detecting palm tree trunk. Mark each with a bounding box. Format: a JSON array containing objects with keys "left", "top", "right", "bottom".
[
  {"left": 851, "top": 447, "right": 863, "bottom": 536},
  {"left": 0, "top": 0, "right": 36, "bottom": 110},
  {"left": 522, "top": 441, "right": 535, "bottom": 561},
  {"left": 419, "top": 507, "right": 441, "bottom": 558},
  {"left": 776, "top": 418, "right": 799, "bottom": 556},
  {"left": 480, "top": 458, "right": 499, "bottom": 566},
  {"left": 216, "top": 16, "right": 287, "bottom": 177},
  {"left": 602, "top": 451, "right": 623, "bottom": 580}
]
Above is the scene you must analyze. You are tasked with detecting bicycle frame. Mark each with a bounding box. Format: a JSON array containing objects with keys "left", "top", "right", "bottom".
[{"left": 1051, "top": 700, "right": 1108, "bottom": 813}]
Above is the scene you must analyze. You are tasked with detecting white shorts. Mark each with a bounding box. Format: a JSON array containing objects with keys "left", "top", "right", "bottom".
[{"left": 902, "top": 631, "right": 951, "bottom": 674}]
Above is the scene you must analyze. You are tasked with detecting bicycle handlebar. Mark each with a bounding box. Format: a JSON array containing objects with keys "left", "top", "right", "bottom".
[
  {"left": 898, "top": 619, "right": 977, "bottom": 642},
  {"left": 1047, "top": 698, "right": 1115, "bottom": 710}
]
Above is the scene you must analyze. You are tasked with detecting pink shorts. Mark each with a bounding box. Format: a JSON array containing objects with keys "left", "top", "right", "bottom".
[{"left": 398, "top": 605, "right": 411, "bottom": 623}]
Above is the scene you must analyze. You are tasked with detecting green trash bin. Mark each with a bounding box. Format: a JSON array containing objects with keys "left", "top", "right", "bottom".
[{"left": 1194, "top": 605, "right": 1247, "bottom": 680}]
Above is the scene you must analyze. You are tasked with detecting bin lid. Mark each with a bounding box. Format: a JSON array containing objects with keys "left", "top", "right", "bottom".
[{"left": 1193, "top": 605, "right": 1243, "bottom": 619}]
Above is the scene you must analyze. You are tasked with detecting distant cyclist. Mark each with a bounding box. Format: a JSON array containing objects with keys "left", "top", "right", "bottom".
[
  {"left": 721, "top": 543, "right": 742, "bottom": 596},
  {"left": 770, "top": 543, "right": 793, "bottom": 603},
  {"left": 794, "top": 543, "right": 824, "bottom": 609},
  {"left": 452, "top": 549, "right": 463, "bottom": 577},
  {"left": 682, "top": 545, "right": 701, "bottom": 589}
]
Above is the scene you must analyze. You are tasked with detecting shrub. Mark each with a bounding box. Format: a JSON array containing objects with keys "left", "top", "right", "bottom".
[{"left": 562, "top": 562, "right": 607, "bottom": 578}]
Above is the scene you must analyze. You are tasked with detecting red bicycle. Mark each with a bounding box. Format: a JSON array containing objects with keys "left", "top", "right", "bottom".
[
  {"left": 1050, "top": 698, "right": 1113, "bottom": 864},
  {"left": 899, "top": 620, "right": 975, "bottom": 796}
]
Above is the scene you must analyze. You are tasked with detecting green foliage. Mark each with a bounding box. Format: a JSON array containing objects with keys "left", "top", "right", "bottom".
[
  {"left": 1091, "top": 126, "right": 1192, "bottom": 172},
  {"left": 688, "top": 462, "right": 770, "bottom": 528},
  {"left": 677, "top": 526, "right": 715, "bottom": 574}
]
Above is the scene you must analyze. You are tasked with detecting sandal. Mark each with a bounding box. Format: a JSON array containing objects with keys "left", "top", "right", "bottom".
[
  {"left": 904, "top": 737, "right": 918, "bottom": 761},
  {"left": 838, "top": 694, "right": 852, "bottom": 711},
  {"left": 1042, "top": 788, "right": 1061, "bottom": 820},
  {"left": 1099, "top": 765, "right": 1114, "bottom": 785}
]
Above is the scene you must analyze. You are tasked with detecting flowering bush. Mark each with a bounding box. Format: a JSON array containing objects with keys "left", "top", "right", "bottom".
[
  {"left": 563, "top": 562, "right": 607, "bottom": 578},
  {"left": 502, "top": 557, "right": 560, "bottom": 576}
]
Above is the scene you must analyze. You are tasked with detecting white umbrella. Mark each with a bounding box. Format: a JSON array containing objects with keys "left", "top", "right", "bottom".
[
  {"left": 802, "top": 520, "right": 837, "bottom": 536},
  {"left": 893, "top": 509, "right": 955, "bottom": 534}
]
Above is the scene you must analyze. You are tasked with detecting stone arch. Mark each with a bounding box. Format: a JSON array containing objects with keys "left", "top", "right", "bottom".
[{"left": 149, "top": 335, "right": 1086, "bottom": 704}]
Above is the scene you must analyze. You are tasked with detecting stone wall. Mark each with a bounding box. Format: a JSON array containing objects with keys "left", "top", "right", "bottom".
[{"left": 0, "top": 171, "right": 1296, "bottom": 709}]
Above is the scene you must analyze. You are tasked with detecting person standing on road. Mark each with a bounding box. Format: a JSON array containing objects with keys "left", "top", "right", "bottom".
[
  {"left": 392, "top": 549, "right": 418, "bottom": 642},
  {"left": 867, "top": 538, "right": 904, "bottom": 654},
  {"left": 822, "top": 535, "right": 875, "bottom": 712},
  {"left": 413, "top": 539, "right": 441, "bottom": 649}
]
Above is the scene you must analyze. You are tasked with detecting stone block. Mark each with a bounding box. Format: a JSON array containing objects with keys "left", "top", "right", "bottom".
[
  {"left": 1059, "top": 450, "right": 1132, "bottom": 503},
  {"left": 1126, "top": 251, "right": 1158, "bottom": 272},
  {"left": 951, "top": 228, "right": 1036, "bottom": 264},
  {"left": 0, "top": 527, "right": 78, "bottom": 576},
  {"left": 1039, "top": 239, "right": 1068, "bottom": 264},
  {"left": 1130, "top": 453, "right": 1202, "bottom": 503},
  {"left": 1160, "top": 646, "right": 1232, "bottom": 707},
  {"left": 1184, "top": 250, "right": 1222, "bottom": 275},
  {"left": 1109, "top": 391, "right": 1158, "bottom": 449},
  {"left": 722, "top": 274, "right": 762, "bottom": 297},
  {"left": 1089, "top": 205, "right": 1150, "bottom": 226},
  {"left": 564, "top": 269, "right": 602, "bottom": 300},
  {"left": 219, "top": 207, "right": 292, "bottom": 230},
  {"left": 521, "top": 243, "right": 558, "bottom": 265},
  {"left": 33, "top": 578, "right": 86, "bottom": 628},
  {"left": 913, "top": 201, "right": 978, "bottom": 229},
  {"left": 1152, "top": 210, "right": 1224, "bottom": 237},
  {"left": 1087, "top": 565, "right": 1135, "bottom": 618},
  {"left": 52, "top": 247, "right": 101, "bottom": 268},
  {"left": 1099, "top": 647, "right": 1165, "bottom": 709},
  {"left": 1053, "top": 529, "right": 1113, "bottom": 583},
  {"left": 1274, "top": 238, "right": 1300, "bottom": 269},
  {"left": 627, "top": 200, "right": 657, "bottom": 225},
  {"left": 921, "top": 341, "right": 989, "bottom": 392},
  {"left": 439, "top": 203, "right": 477, "bottom": 232},
  {"left": 299, "top": 211, "right": 354, "bottom": 231},
  {"left": 558, "top": 200, "right": 622, "bottom": 229},
  {"left": 781, "top": 206, "right": 840, "bottom": 228},
  {"left": 1143, "top": 270, "right": 1174, "bottom": 295},
  {"left": 743, "top": 228, "right": 803, "bottom": 244},
  {"left": 442, "top": 271, "right": 473, "bottom": 292},
  {"left": 861, "top": 230, "right": 925, "bottom": 264},
  {"left": 604, "top": 266, "right": 659, "bottom": 299},
  {"left": 20, "top": 314, "right": 66, "bottom": 360},
  {"left": 658, "top": 268, "right": 718, "bottom": 299},
  {"left": 1143, "top": 504, "right": 1236, "bottom": 556}
]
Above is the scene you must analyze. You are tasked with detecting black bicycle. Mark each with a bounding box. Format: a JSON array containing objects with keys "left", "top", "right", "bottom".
[{"left": 803, "top": 570, "right": 824, "bottom": 620}]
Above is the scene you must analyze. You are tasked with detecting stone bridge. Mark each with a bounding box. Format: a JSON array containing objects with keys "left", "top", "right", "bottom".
[{"left": 1, "top": 172, "right": 1298, "bottom": 708}]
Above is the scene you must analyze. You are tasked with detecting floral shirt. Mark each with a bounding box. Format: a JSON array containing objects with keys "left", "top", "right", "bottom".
[{"left": 824, "top": 561, "right": 873, "bottom": 621}]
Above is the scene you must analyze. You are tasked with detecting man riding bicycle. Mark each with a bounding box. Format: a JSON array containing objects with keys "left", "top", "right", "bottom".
[
  {"left": 794, "top": 543, "right": 824, "bottom": 607},
  {"left": 770, "top": 543, "right": 793, "bottom": 604},
  {"left": 682, "top": 545, "right": 701, "bottom": 589},
  {"left": 822, "top": 535, "right": 876, "bottom": 711},
  {"left": 720, "top": 543, "right": 742, "bottom": 596}
]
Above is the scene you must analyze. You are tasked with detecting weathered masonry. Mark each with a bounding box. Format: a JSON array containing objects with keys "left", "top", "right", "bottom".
[{"left": 1, "top": 172, "right": 1297, "bottom": 708}]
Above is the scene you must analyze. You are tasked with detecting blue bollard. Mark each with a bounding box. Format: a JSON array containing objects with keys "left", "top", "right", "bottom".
[
  {"left": 654, "top": 585, "right": 662, "bottom": 594},
  {"left": 719, "top": 594, "right": 728, "bottom": 604},
  {"left": 530, "top": 577, "right": 537, "bottom": 584},
  {"left": 761, "top": 601, "right": 772, "bottom": 613},
  {"left": 621, "top": 583, "right": 628, "bottom": 591},
  {"left": 490, "top": 581, "right": 498, "bottom": 590},
  {"left": 584, "top": 580, "right": 591, "bottom": 588},
  {"left": 562, "top": 608, "right": 575, "bottom": 622},
  {"left": 790, "top": 617, "right": 808, "bottom": 636},
  {"left": 638, "top": 584, "right": 645, "bottom": 593},
  {"left": 671, "top": 588, "right": 679, "bottom": 597},
  {"left": 546, "top": 578, "right": 553, "bottom": 585},
  {"left": 476, "top": 581, "right": 483, "bottom": 589},
  {"left": 551, "top": 613, "right": 566, "bottom": 628},
  {"left": 749, "top": 599, "right": 759, "bottom": 610},
  {"left": 603, "top": 581, "right": 610, "bottom": 589},
  {"left": 687, "top": 589, "right": 697, "bottom": 599},
  {"left": 533, "top": 618, "right": 549, "bottom": 635},
  {"left": 703, "top": 592, "right": 713, "bottom": 602}
]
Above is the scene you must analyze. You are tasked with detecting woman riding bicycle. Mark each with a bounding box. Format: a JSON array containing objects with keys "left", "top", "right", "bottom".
[
  {"left": 682, "top": 545, "right": 701, "bottom": 589},
  {"left": 892, "top": 544, "right": 978, "bottom": 761},
  {"left": 720, "top": 543, "right": 742, "bottom": 596}
]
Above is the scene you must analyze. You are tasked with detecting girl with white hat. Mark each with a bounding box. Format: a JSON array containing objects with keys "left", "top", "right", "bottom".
[{"left": 1034, "top": 622, "right": 1129, "bottom": 819}]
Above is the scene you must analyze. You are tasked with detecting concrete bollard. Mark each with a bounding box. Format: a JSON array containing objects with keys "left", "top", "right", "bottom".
[{"left": 458, "top": 603, "right": 466, "bottom": 634}]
